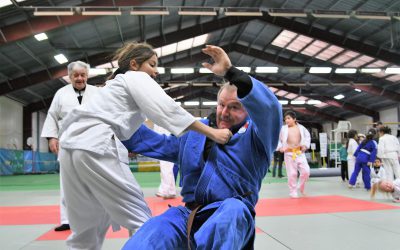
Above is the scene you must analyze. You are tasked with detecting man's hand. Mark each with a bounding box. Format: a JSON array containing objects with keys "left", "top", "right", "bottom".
[
  {"left": 48, "top": 138, "right": 59, "bottom": 155},
  {"left": 201, "top": 45, "right": 232, "bottom": 76},
  {"left": 300, "top": 145, "right": 307, "bottom": 152}
]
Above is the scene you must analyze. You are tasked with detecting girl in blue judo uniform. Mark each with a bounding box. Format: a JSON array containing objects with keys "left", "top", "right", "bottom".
[
  {"left": 349, "top": 133, "right": 377, "bottom": 190},
  {"left": 122, "top": 45, "right": 282, "bottom": 250}
]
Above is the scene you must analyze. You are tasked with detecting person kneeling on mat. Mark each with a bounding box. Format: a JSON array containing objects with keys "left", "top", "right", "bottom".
[{"left": 122, "top": 45, "right": 282, "bottom": 250}]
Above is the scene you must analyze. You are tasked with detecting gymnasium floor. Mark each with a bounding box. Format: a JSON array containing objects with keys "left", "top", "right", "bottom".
[{"left": 1, "top": 172, "right": 399, "bottom": 250}]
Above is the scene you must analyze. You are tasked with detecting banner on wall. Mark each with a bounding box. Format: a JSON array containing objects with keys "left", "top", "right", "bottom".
[{"left": 0, "top": 148, "right": 58, "bottom": 175}]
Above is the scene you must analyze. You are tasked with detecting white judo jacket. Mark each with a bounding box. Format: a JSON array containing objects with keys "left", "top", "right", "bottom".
[
  {"left": 377, "top": 134, "right": 400, "bottom": 160},
  {"left": 59, "top": 71, "right": 195, "bottom": 162},
  {"left": 41, "top": 83, "right": 99, "bottom": 139},
  {"left": 277, "top": 123, "right": 311, "bottom": 151}
]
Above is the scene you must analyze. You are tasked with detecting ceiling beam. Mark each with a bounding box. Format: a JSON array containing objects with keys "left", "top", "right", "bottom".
[
  {"left": 289, "top": 107, "right": 340, "bottom": 123},
  {"left": 232, "top": 44, "right": 400, "bottom": 102},
  {"left": 0, "top": 52, "right": 109, "bottom": 95},
  {"left": 350, "top": 84, "right": 400, "bottom": 102},
  {"left": 257, "top": 13, "right": 399, "bottom": 65},
  {"left": 268, "top": 83, "right": 379, "bottom": 119},
  {"left": 0, "top": 16, "right": 253, "bottom": 95},
  {"left": 0, "top": 0, "right": 149, "bottom": 45}
]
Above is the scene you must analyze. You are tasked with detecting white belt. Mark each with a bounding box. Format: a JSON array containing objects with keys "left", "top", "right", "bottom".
[{"left": 360, "top": 149, "right": 370, "bottom": 155}]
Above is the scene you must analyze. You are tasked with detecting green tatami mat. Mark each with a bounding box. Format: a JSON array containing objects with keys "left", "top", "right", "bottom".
[{"left": 0, "top": 172, "right": 162, "bottom": 191}]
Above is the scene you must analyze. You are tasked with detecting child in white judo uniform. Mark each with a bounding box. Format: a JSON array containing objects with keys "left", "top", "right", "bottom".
[
  {"left": 58, "top": 42, "right": 232, "bottom": 250},
  {"left": 371, "top": 179, "right": 400, "bottom": 203},
  {"left": 370, "top": 158, "right": 386, "bottom": 185}
]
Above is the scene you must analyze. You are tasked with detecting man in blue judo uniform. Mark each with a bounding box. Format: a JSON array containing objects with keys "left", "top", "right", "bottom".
[{"left": 122, "top": 45, "right": 282, "bottom": 249}]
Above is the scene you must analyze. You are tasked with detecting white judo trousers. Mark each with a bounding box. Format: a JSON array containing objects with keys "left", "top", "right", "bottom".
[
  {"left": 41, "top": 84, "right": 98, "bottom": 226},
  {"left": 58, "top": 71, "right": 196, "bottom": 249},
  {"left": 158, "top": 160, "right": 176, "bottom": 197},
  {"left": 153, "top": 125, "right": 176, "bottom": 197},
  {"left": 347, "top": 138, "right": 361, "bottom": 185},
  {"left": 284, "top": 153, "right": 310, "bottom": 197},
  {"left": 59, "top": 140, "right": 151, "bottom": 250},
  {"left": 378, "top": 133, "right": 400, "bottom": 181}
]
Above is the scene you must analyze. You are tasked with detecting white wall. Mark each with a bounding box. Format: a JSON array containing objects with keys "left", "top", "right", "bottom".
[
  {"left": 321, "top": 105, "right": 400, "bottom": 139},
  {"left": 0, "top": 97, "right": 23, "bottom": 149},
  {"left": 32, "top": 111, "right": 49, "bottom": 152},
  {"left": 347, "top": 115, "right": 373, "bottom": 135},
  {"left": 379, "top": 106, "right": 399, "bottom": 136}
]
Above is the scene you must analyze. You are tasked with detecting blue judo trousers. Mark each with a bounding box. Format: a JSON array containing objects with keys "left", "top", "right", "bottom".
[
  {"left": 122, "top": 78, "right": 282, "bottom": 249},
  {"left": 349, "top": 139, "right": 377, "bottom": 190}
]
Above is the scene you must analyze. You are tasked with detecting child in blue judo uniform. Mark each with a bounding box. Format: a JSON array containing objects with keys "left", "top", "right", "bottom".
[
  {"left": 349, "top": 133, "right": 377, "bottom": 190},
  {"left": 122, "top": 45, "right": 282, "bottom": 249}
]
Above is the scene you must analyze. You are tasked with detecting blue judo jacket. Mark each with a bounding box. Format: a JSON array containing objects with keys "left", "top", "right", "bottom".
[
  {"left": 354, "top": 140, "right": 377, "bottom": 164},
  {"left": 123, "top": 78, "right": 282, "bottom": 210}
]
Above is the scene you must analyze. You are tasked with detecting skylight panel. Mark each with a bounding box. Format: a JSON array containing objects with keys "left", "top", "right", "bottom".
[
  {"left": 177, "top": 38, "right": 193, "bottom": 52},
  {"left": 331, "top": 50, "right": 360, "bottom": 65},
  {"left": 301, "top": 40, "right": 328, "bottom": 57},
  {"left": 271, "top": 30, "right": 297, "bottom": 47},
  {"left": 275, "top": 90, "right": 288, "bottom": 96},
  {"left": 161, "top": 43, "right": 177, "bottom": 57},
  {"left": 385, "top": 75, "right": 400, "bottom": 82},
  {"left": 366, "top": 60, "right": 389, "bottom": 68},
  {"left": 0, "top": 0, "right": 24, "bottom": 8},
  {"left": 269, "top": 87, "right": 279, "bottom": 92},
  {"left": 315, "top": 45, "right": 343, "bottom": 61},
  {"left": 285, "top": 93, "right": 298, "bottom": 99},
  {"left": 295, "top": 96, "right": 308, "bottom": 101},
  {"left": 192, "top": 34, "right": 208, "bottom": 47},
  {"left": 344, "top": 55, "right": 374, "bottom": 67},
  {"left": 154, "top": 48, "right": 162, "bottom": 57},
  {"left": 286, "top": 35, "right": 313, "bottom": 52},
  {"left": 314, "top": 102, "right": 329, "bottom": 108}
]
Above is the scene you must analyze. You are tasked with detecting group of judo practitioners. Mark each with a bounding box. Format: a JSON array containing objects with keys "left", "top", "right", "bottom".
[
  {"left": 343, "top": 125, "right": 400, "bottom": 203},
  {"left": 40, "top": 41, "right": 398, "bottom": 250}
]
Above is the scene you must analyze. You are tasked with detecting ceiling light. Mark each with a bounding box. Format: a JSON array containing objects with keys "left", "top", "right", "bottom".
[
  {"left": 360, "top": 68, "right": 381, "bottom": 73},
  {"left": 354, "top": 88, "right": 362, "bottom": 92},
  {"left": 89, "top": 68, "right": 107, "bottom": 75},
  {"left": 309, "top": 67, "right": 332, "bottom": 74},
  {"left": 354, "top": 11, "right": 390, "bottom": 20},
  {"left": 157, "top": 67, "right": 165, "bottom": 74},
  {"left": 335, "top": 68, "right": 357, "bottom": 74},
  {"left": 307, "top": 100, "right": 321, "bottom": 105},
  {"left": 236, "top": 67, "right": 251, "bottom": 73},
  {"left": 334, "top": 94, "right": 345, "bottom": 100},
  {"left": 33, "top": 9, "right": 74, "bottom": 16},
  {"left": 175, "top": 101, "right": 181, "bottom": 105},
  {"left": 34, "top": 33, "right": 48, "bottom": 41},
  {"left": 224, "top": 8, "right": 263, "bottom": 16},
  {"left": 82, "top": 10, "right": 122, "bottom": 16},
  {"left": 173, "top": 95, "right": 185, "bottom": 100},
  {"left": 171, "top": 68, "right": 194, "bottom": 74},
  {"left": 311, "top": 10, "right": 350, "bottom": 18},
  {"left": 130, "top": 7, "right": 169, "bottom": 15},
  {"left": 255, "top": 67, "right": 279, "bottom": 73},
  {"left": 202, "top": 101, "right": 218, "bottom": 106},
  {"left": 54, "top": 54, "right": 68, "bottom": 64},
  {"left": 278, "top": 100, "right": 289, "bottom": 105},
  {"left": 199, "top": 68, "right": 212, "bottom": 73},
  {"left": 268, "top": 9, "right": 307, "bottom": 17},
  {"left": 385, "top": 67, "right": 400, "bottom": 74},
  {"left": 178, "top": 7, "right": 217, "bottom": 16},
  {"left": 184, "top": 101, "right": 200, "bottom": 106},
  {"left": 291, "top": 100, "right": 306, "bottom": 105}
]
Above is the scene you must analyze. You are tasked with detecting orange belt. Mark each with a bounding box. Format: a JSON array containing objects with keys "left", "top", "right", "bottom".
[{"left": 290, "top": 147, "right": 302, "bottom": 160}]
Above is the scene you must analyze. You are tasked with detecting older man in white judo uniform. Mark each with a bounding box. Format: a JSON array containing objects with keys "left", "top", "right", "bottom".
[{"left": 41, "top": 61, "right": 98, "bottom": 231}]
